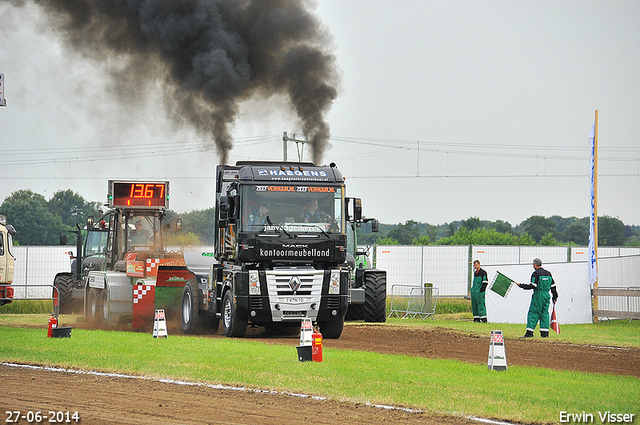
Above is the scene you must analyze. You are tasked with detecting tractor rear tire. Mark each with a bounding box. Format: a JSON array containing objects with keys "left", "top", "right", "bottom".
[
  {"left": 87, "top": 288, "right": 108, "bottom": 325},
  {"left": 222, "top": 290, "right": 247, "bottom": 337},
  {"left": 364, "top": 272, "right": 387, "bottom": 323},
  {"left": 345, "top": 303, "right": 364, "bottom": 321},
  {"left": 53, "top": 274, "right": 75, "bottom": 314},
  {"left": 181, "top": 279, "right": 220, "bottom": 334},
  {"left": 181, "top": 280, "right": 198, "bottom": 334}
]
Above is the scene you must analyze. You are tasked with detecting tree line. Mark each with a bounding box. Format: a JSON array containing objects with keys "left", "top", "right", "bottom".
[
  {"left": 1, "top": 189, "right": 638, "bottom": 247},
  {"left": 0, "top": 189, "right": 214, "bottom": 247},
  {"left": 360, "top": 215, "right": 640, "bottom": 247}
]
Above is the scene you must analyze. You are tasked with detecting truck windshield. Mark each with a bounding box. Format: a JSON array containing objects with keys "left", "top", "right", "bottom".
[{"left": 240, "top": 184, "right": 344, "bottom": 234}]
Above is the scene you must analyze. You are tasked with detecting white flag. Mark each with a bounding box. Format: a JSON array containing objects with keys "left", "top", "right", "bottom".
[{"left": 588, "top": 124, "right": 597, "bottom": 286}]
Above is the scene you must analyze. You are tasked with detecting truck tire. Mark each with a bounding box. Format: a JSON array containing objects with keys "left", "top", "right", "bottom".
[
  {"left": 318, "top": 316, "right": 344, "bottom": 339},
  {"left": 222, "top": 290, "right": 247, "bottom": 337},
  {"left": 87, "top": 288, "right": 108, "bottom": 325},
  {"left": 53, "top": 274, "right": 75, "bottom": 314},
  {"left": 364, "top": 271, "right": 387, "bottom": 323},
  {"left": 181, "top": 280, "right": 198, "bottom": 334}
]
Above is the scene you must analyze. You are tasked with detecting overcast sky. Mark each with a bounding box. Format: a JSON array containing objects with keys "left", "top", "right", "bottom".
[{"left": 1, "top": 0, "right": 639, "bottom": 227}]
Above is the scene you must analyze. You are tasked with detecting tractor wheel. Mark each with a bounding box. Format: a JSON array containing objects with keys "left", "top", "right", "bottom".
[
  {"left": 222, "top": 290, "right": 247, "bottom": 337},
  {"left": 318, "top": 316, "right": 344, "bottom": 339},
  {"left": 181, "top": 280, "right": 198, "bottom": 334},
  {"left": 364, "top": 272, "right": 387, "bottom": 323},
  {"left": 87, "top": 288, "right": 108, "bottom": 325},
  {"left": 53, "top": 274, "right": 75, "bottom": 314},
  {"left": 181, "top": 280, "right": 219, "bottom": 334},
  {"left": 345, "top": 303, "right": 364, "bottom": 321}
]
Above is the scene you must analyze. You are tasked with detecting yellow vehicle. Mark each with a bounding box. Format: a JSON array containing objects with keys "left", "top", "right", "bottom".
[{"left": 0, "top": 215, "right": 16, "bottom": 306}]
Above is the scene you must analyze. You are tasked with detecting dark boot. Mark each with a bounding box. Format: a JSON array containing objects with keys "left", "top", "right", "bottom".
[
  {"left": 474, "top": 318, "right": 480, "bottom": 323},
  {"left": 540, "top": 331, "right": 549, "bottom": 338},
  {"left": 520, "top": 330, "right": 534, "bottom": 339},
  {"left": 481, "top": 318, "right": 487, "bottom": 323}
]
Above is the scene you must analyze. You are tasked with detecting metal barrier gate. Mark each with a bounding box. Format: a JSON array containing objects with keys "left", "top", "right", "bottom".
[
  {"left": 387, "top": 284, "right": 439, "bottom": 320},
  {"left": 592, "top": 287, "right": 640, "bottom": 320},
  {"left": 0, "top": 284, "right": 59, "bottom": 317}
]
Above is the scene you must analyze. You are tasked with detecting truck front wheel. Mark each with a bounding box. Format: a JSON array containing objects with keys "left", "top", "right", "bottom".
[
  {"left": 318, "top": 316, "right": 344, "bottom": 339},
  {"left": 222, "top": 290, "right": 247, "bottom": 337}
]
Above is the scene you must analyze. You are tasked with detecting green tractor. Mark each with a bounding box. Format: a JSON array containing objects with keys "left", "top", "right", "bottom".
[{"left": 345, "top": 198, "right": 386, "bottom": 322}]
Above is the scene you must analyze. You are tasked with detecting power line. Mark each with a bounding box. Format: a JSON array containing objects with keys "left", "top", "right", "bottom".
[
  {"left": 1, "top": 133, "right": 638, "bottom": 169},
  {"left": 331, "top": 137, "right": 640, "bottom": 162}
]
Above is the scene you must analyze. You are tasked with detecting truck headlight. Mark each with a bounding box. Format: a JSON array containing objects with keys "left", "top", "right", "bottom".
[
  {"left": 249, "top": 271, "right": 260, "bottom": 295},
  {"left": 329, "top": 270, "right": 340, "bottom": 294}
]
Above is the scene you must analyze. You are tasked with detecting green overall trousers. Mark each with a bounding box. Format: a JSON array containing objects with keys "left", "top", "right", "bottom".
[
  {"left": 526, "top": 274, "right": 552, "bottom": 332},
  {"left": 471, "top": 271, "right": 487, "bottom": 320}
]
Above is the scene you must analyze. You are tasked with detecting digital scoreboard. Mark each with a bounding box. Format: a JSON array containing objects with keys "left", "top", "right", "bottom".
[{"left": 108, "top": 180, "right": 169, "bottom": 209}]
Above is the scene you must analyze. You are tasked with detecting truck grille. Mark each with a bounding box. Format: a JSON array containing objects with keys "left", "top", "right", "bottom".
[
  {"left": 268, "top": 273, "right": 322, "bottom": 296},
  {"left": 265, "top": 269, "right": 325, "bottom": 322}
]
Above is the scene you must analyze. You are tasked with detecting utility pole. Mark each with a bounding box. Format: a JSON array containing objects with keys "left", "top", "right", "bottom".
[
  {"left": 0, "top": 73, "right": 6, "bottom": 107},
  {"left": 282, "top": 131, "right": 308, "bottom": 162}
]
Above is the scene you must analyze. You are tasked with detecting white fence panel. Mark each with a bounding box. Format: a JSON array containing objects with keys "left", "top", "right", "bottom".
[
  {"left": 376, "top": 245, "right": 468, "bottom": 297},
  {"left": 376, "top": 246, "right": 422, "bottom": 292},
  {"left": 471, "top": 246, "right": 520, "bottom": 266},
  {"left": 571, "top": 247, "right": 589, "bottom": 262},
  {"left": 422, "top": 246, "right": 468, "bottom": 297},
  {"left": 518, "top": 246, "right": 568, "bottom": 264},
  {"left": 599, "top": 247, "right": 640, "bottom": 258},
  {"left": 12, "top": 246, "right": 71, "bottom": 298},
  {"left": 597, "top": 255, "right": 640, "bottom": 288}
]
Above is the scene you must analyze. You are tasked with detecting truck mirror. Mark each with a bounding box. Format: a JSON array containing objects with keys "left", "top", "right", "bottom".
[
  {"left": 231, "top": 195, "right": 239, "bottom": 222},
  {"left": 60, "top": 233, "right": 68, "bottom": 245},
  {"left": 222, "top": 195, "right": 238, "bottom": 224},
  {"left": 345, "top": 197, "right": 362, "bottom": 221},
  {"left": 218, "top": 196, "right": 233, "bottom": 227},
  {"left": 371, "top": 219, "right": 379, "bottom": 233},
  {"left": 353, "top": 198, "right": 362, "bottom": 221},
  {"left": 219, "top": 196, "right": 230, "bottom": 220}
]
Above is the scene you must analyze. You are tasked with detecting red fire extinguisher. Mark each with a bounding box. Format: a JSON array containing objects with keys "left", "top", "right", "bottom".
[
  {"left": 47, "top": 313, "right": 58, "bottom": 338},
  {"left": 312, "top": 328, "right": 323, "bottom": 362}
]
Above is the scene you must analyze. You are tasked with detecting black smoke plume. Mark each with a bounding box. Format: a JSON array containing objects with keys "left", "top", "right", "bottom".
[{"left": 21, "top": 0, "right": 339, "bottom": 164}]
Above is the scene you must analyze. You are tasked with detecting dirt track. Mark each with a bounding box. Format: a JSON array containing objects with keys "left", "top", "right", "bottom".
[{"left": 2, "top": 323, "right": 639, "bottom": 424}]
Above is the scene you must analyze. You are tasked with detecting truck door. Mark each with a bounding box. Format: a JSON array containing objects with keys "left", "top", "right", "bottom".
[
  {"left": 0, "top": 228, "right": 16, "bottom": 284},
  {"left": 0, "top": 230, "right": 6, "bottom": 283}
]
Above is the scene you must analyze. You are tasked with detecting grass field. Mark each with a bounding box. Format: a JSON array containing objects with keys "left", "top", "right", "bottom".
[{"left": 1, "top": 311, "right": 638, "bottom": 424}]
